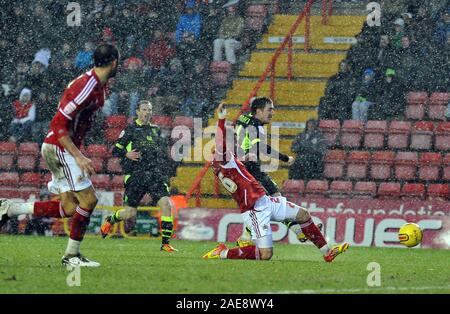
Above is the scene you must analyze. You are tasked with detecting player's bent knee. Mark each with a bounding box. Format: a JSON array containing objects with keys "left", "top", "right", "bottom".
[
  {"left": 295, "top": 207, "right": 311, "bottom": 224},
  {"left": 158, "top": 196, "right": 172, "bottom": 214},
  {"left": 259, "top": 249, "right": 273, "bottom": 260}
]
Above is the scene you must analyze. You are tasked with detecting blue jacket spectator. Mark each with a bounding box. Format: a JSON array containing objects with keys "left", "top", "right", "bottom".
[
  {"left": 175, "top": 2, "right": 202, "bottom": 44},
  {"left": 74, "top": 42, "right": 94, "bottom": 70}
]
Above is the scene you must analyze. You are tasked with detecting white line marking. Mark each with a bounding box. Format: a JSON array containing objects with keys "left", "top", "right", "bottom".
[{"left": 260, "top": 285, "right": 450, "bottom": 294}]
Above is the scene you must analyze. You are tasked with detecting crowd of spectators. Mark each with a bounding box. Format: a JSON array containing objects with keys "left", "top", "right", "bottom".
[
  {"left": 0, "top": 0, "right": 259, "bottom": 145},
  {"left": 319, "top": 0, "right": 450, "bottom": 122}
]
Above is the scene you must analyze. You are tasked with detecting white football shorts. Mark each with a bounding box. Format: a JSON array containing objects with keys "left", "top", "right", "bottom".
[
  {"left": 41, "top": 143, "right": 92, "bottom": 194},
  {"left": 241, "top": 195, "right": 301, "bottom": 248}
]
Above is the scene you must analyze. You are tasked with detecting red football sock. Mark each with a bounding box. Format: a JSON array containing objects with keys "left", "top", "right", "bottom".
[
  {"left": 69, "top": 206, "right": 92, "bottom": 241},
  {"left": 301, "top": 218, "right": 328, "bottom": 249},
  {"left": 226, "top": 245, "right": 259, "bottom": 260},
  {"left": 33, "top": 201, "right": 66, "bottom": 218}
]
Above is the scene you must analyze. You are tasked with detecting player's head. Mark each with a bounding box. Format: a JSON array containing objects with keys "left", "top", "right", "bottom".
[
  {"left": 250, "top": 97, "right": 274, "bottom": 124},
  {"left": 94, "top": 44, "right": 119, "bottom": 78},
  {"left": 136, "top": 100, "right": 152, "bottom": 124}
]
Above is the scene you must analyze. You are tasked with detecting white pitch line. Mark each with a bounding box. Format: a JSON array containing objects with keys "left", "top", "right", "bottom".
[{"left": 260, "top": 285, "right": 450, "bottom": 294}]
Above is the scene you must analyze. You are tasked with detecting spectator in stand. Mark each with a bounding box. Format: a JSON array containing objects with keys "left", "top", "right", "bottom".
[
  {"left": 390, "top": 18, "right": 405, "bottom": 49},
  {"left": 112, "top": 57, "right": 146, "bottom": 116},
  {"left": 177, "top": 32, "right": 202, "bottom": 77},
  {"left": 374, "top": 34, "right": 396, "bottom": 73},
  {"left": 369, "top": 68, "right": 406, "bottom": 120},
  {"left": 394, "top": 35, "right": 424, "bottom": 90},
  {"left": 318, "top": 61, "right": 356, "bottom": 121},
  {"left": 352, "top": 68, "right": 377, "bottom": 121},
  {"left": 175, "top": 0, "right": 202, "bottom": 45},
  {"left": 143, "top": 29, "right": 175, "bottom": 75},
  {"left": 75, "top": 41, "right": 95, "bottom": 71},
  {"left": 181, "top": 59, "right": 213, "bottom": 118},
  {"left": 9, "top": 88, "right": 35, "bottom": 143},
  {"left": 150, "top": 58, "right": 186, "bottom": 116},
  {"left": 289, "top": 120, "right": 327, "bottom": 181},
  {"left": 213, "top": 3, "right": 245, "bottom": 65},
  {"left": 434, "top": 7, "right": 450, "bottom": 47}
]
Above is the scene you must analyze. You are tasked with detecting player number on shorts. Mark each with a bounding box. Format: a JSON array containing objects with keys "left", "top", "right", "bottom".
[{"left": 218, "top": 172, "right": 238, "bottom": 193}]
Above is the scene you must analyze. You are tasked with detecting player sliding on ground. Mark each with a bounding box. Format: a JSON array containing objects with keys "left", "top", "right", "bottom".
[{"left": 203, "top": 103, "right": 349, "bottom": 262}]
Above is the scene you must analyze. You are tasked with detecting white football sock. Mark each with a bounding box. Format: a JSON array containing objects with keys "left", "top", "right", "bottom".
[
  {"left": 9, "top": 202, "right": 34, "bottom": 216},
  {"left": 320, "top": 245, "right": 330, "bottom": 256},
  {"left": 65, "top": 239, "right": 81, "bottom": 256},
  {"left": 220, "top": 249, "right": 229, "bottom": 259}
]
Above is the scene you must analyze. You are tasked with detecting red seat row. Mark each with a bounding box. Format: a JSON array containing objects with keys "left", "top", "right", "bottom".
[
  {"left": 319, "top": 120, "right": 450, "bottom": 150},
  {"left": 324, "top": 150, "right": 450, "bottom": 181},
  {"left": 282, "top": 179, "right": 449, "bottom": 200},
  {"left": 0, "top": 172, "right": 125, "bottom": 192},
  {"left": 405, "top": 92, "right": 449, "bottom": 120}
]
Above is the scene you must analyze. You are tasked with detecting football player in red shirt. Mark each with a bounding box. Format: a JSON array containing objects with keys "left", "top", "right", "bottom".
[
  {"left": 0, "top": 44, "right": 119, "bottom": 267},
  {"left": 203, "top": 103, "right": 349, "bottom": 262}
]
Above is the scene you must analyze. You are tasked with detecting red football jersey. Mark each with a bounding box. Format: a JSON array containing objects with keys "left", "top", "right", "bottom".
[
  {"left": 45, "top": 69, "right": 105, "bottom": 149},
  {"left": 212, "top": 118, "right": 266, "bottom": 213}
]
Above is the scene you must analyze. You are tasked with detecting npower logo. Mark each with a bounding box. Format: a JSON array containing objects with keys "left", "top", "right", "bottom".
[{"left": 216, "top": 214, "right": 443, "bottom": 248}]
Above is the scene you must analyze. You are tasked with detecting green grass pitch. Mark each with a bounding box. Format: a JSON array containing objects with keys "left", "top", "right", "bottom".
[{"left": 0, "top": 235, "right": 449, "bottom": 294}]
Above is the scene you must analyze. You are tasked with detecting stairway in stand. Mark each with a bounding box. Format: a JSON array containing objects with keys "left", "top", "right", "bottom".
[{"left": 172, "top": 12, "right": 366, "bottom": 209}]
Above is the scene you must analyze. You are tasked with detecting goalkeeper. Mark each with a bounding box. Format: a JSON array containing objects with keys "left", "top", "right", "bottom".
[{"left": 100, "top": 100, "right": 177, "bottom": 252}]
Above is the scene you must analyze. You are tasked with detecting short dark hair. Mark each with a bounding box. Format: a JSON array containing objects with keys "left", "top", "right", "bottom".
[
  {"left": 250, "top": 97, "right": 273, "bottom": 114},
  {"left": 94, "top": 44, "right": 119, "bottom": 67},
  {"left": 137, "top": 100, "right": 152, "bottom": 111}
]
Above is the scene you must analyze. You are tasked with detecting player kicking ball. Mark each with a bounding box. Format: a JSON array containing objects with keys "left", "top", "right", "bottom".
[{"left": 203, "top": 103, "right": 349, "bottom": 262}]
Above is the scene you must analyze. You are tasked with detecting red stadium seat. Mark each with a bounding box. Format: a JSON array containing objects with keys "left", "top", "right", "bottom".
[
  {"left": 377, "top": 182, "right": 401, "bottom": 199},
  {"left": 387, "top": 121, "right": 411, "bottom": 149},
  {"left": 363, "top": 120, "right": 387, "bottom": 149},
  {"left": 90, "top": 157, "right": 104, "bottom": 173},
  {"left": 0, "top": 141, "right": 17, "bottom": 155},
  {"left": 38, "top": 156, "right": 50, "bottom": 172},
  {"left": 418, "top": 153, "right": 442, "bottom": 181},
  {"left": 41, "top": 172, "right": 52, "bottom": 188},
  {"left": 173, "top": 116, "right": 194, "bottom": 129},
  {"left": 370, "top": 151, "right": 394, "bottom": 180},
  {"left": 210, "top": 61, "right": 232, "bottom": 74},
  {"left": 340, "top": 120, "right": 363, "bottom": 148},
  {"left": 18, "top": 142, "right": 39, "bottom": 156},
  {"left": 405, "top": 92, "right": 427, "bottom": 120},
  {"left": 20, "top": 172, "right": 41, "bottom": 187},
  {"left": 427, "top": 184, "right": 449, "bottom": 201},
  {"left": 282, "top": 180, "right": 304, "bottom": 198},
  {"left": 434, "top": 122, "right": 450, "bottom": 151},
  {"left": 17, "top": 155, "right": 36, "bottom": 171},
  {"left": 443, "top": 153, "right": 450, "bottom": 181},
  {"left": 394, "top": 152, "right": 418, "bottom": 181},
  {"left": 105, "top": 128, "right": 123, "bottom": 143},
  {"left": 151, "top": 116, "right": 173, "bottom": 129},
  {"left": 410, "top": 121, "right": 434, "bottom": 150},
  {"left": 106, "top": 157, "right": 123, "bottom": 174},
  {"left": 318, "top": 120, "right": 340, "bottom": 147},
  {"left": 352, "top": 181, "right": 377, "bottom": 199},
  {"left": 91, "top": 174, "right": 110, "bottom": 190},
  {"left": 324, "top": 150, "right": 346, "bottom": 179},
  {"left": 0, "top": 155, "right": 14, "bottom": 170},
  {"left": 305, "top": 180, "right": 329, "bottom": 198},
  {"left": 427, "top": 92, "right": 449, "bottom": 120},
  {"left": 328, "top": 181, "right": 353, "bottom": 198},
  {"left": 401, "top": 183, "right": 425, "bottom": 200},
  {"left": 246, "top": 4, "right": 268, "bottom": 17},
  {"left": 0, "top": 172, "right": 20, "bottom": 186},
  {"left": 346, "top": 151, "right": 370, "bottom": 180},
  {"left": 86, "top": 144, "right": 109, "bottom": 158},
  {"left": 110, "top": 175, "right": 125, "bottom": 191},
  {"left": 105, "top": 115, "right": 128, "bottom": 129}
]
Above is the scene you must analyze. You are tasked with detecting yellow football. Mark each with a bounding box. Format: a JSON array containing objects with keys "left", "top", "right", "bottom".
[{"left": 398, "top": 223, "right": 423, "bottom": 247}]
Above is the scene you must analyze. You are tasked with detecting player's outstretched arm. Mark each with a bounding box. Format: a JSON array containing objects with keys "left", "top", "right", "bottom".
[{"left": 215, "top": 103, "right": 227, "bottom": 160}]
